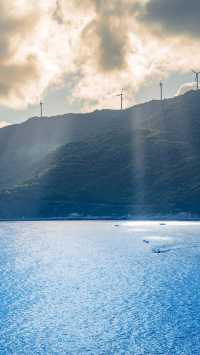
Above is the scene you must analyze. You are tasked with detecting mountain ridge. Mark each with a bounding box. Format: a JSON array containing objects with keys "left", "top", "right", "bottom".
[{"left": 1, "top": 89, "right": 200, "bottom": 219}]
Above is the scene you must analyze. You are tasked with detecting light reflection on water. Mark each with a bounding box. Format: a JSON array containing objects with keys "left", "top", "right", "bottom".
[{"left": 0, "top": 221, "right": 200, "bottom": 354}]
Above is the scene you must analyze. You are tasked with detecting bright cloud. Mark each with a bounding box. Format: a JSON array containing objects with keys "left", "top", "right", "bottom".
[
  {"left": 0, "top": 121, "right": 11, "bottom": 128},
  {"left": 1, "top": 0, "right": 200, "bottom": 111},
  {"left": 176, "top": 83, "right": 196, "bottom": 97},
  {"left": 0, "top": 0, "right": 71, "bottom": 108}
]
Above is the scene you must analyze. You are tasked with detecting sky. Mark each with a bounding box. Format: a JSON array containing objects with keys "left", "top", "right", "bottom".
[{"left": 0, "top": 0, "right": 199, "bottom": 126}]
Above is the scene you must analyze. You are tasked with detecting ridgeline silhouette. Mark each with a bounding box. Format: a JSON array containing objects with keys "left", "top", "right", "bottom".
[{"left": 0, "top": 90, "right": 200, "bottom": 219}]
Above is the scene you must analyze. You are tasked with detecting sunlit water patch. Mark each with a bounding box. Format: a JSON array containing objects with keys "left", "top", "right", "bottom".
[{"left": 0, "top": 221, "right": 200, "bottom": 354}]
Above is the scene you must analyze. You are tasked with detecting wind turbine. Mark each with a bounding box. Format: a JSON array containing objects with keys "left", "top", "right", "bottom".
[
  {"left": 160, "top": 81, "right": 163, "bottom": 101},
  {"left": 40, "top": 101, "right": 44, "bottom": 117},
  {"left": 116, "top": 89, "right": 124, "bottom": 110},
  {"left": 192, "top": 70, "right": 200, "bottom": 90}
]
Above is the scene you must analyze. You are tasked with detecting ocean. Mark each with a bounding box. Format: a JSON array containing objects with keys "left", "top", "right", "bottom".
[{"left": 0, "top": 221, "right": 200, "bottom": 354}]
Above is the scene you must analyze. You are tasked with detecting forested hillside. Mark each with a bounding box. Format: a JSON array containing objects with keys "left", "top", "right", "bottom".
[{"left": 1, "top": 90, "right": 200, "bottom": 219}]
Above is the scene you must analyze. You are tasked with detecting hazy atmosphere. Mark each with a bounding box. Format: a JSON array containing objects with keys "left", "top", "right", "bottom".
[{"left": 0, "top": 0, "right": 199, "bottom": 125}]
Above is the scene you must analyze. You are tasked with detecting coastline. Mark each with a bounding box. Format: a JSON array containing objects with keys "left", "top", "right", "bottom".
[{"left": 0, "top": 216, "right": 200, "bottom": 222}]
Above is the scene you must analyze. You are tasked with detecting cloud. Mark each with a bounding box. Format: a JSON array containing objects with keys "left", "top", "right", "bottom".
[
  {"left": 60, "top": 0, "right": 200, "bottom": 110},
  {"left": 176, "top": 83, "right": 196, "bottom": 96},
  {"left": 0, "top": 0, "right": 71, "bottom": 108},
  {"left": 142, "top": 0, "right": 200, "bottom": 37},
  {"left": 84, "top": 0, "right": 135, "bottom": 72},
  {"left": 0, "top": 121, "right": 11, "bottom": 128},
  {"left": 1, "top": 0, "right": 200, "bottom": 112}
]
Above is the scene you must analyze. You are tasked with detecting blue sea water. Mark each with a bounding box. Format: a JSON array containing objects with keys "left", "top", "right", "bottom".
[{"left": 0, "top": 221, "right": 200, "bottom": 354}]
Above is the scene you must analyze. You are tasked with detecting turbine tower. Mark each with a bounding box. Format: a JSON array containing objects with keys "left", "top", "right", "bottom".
[
  {"left": 40, "top": 101, "right": 43, "bottom": 118},
  {"left": 192, "top": 70, "right": 200, "bottom": 90},
  {"left": 117, "top": 89, "right": 124, "bottom": 110},
  {"left": 160, "top": 82, "right": 163, "bottom": 101}
]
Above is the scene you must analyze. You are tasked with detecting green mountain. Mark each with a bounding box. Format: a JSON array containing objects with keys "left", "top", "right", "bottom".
[{"left": 1, "top": 90, "right": 200, "bottom": 219}]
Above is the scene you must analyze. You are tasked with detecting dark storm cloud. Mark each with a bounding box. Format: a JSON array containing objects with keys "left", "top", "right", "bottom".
[{"left": 142, "top": 0, "right": 200, "bottom": 37}]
